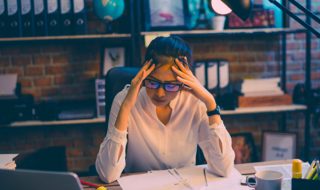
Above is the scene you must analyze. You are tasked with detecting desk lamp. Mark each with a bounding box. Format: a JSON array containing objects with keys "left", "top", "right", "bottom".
[{"left": 207, "top": 0, "right": 320, "bottom": 38}]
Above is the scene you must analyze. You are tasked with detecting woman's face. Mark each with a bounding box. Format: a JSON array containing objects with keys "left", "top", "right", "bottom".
[{"left": 145, "top": 58, "right": 182, "bottom": 107}]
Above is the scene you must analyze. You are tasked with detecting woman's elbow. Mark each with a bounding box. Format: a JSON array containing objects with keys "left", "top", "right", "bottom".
[
  {"left": 98, "top": 172, "right": 119, "bottom": 184},
  {"left": 219, "top": 160, "right": 234, "bottom": 177},
  {"left": 209, "top": 151, "right": 235, "bottom": 177},
  {"left": 208, "top": 159, "right": 234, "bottom": 177},
  {"left": 95, "top": 158, "right": 121, "bottom": 183},
  {"left": 221, "top": 151, "right": 235, "bottom": 176}
]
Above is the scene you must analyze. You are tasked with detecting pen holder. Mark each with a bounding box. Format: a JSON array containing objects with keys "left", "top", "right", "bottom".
[{"left": 292, "top": 179, "right": 320, "bottom": 190}]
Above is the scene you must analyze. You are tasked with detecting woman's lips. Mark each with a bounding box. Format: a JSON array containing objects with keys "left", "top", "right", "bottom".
[{"left": 153, "top": 98, "right": 166, "bottom": 103}]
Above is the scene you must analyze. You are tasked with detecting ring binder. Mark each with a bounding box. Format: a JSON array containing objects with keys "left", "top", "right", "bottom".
[
  {"left": 6, "top": 0, "right": 22, "bottom": 37},
  {"left": 0, "top": 0, "right": 7, "bottom": 37},
  {"left": 47, "top": 0, "right": 60, "bottom": 36},
  {"left": 73, "top": 0, "right": 87, "bottom": 34},
  {"left": 20, "top": 0, "right": 35, "bottom": 37},
  {"left": 33, "top": 0, "right": 47, "bottom": 36},
  {"left": 60, "top": 0, "right": 73, "bottom": 35}
]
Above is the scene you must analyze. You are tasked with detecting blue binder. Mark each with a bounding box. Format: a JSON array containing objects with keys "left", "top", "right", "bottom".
[
  {"left": 0, "top": 0, "right": 7, "bottom": 37},
  {"left": 60, "top": 0, "right": 73, "bottom": 35},
  {"left": 20, "top": 0, "right": 35, "bottom": 36},
  {"left": 72, "top": 0, "right": 87, "bottom": 35},
  {"left": 6, "top": 0, "right": 22, "bottom": 37},
  {"left": 33, "top": 0, "right": 47, "bottom": 36},
  {"left": 47, "top": 0, "right": 60, "bottom": 36}
]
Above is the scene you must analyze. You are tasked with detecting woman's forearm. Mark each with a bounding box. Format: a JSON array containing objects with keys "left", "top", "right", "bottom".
[{"left": 114, "top": 101, "right": 132, "bottom": 131}]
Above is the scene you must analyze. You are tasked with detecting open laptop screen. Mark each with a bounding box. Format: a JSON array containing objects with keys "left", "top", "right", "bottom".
[{"left": 0, "top": 168, "right": 83, "bottom": 190}]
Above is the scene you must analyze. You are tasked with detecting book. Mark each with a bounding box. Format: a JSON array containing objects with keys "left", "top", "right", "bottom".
[
  {"left": 33, "top": 0, "right": 47, "bottom": 36},
  {"left": 0, "top": 154, "right": 18, "bottom": 170}
]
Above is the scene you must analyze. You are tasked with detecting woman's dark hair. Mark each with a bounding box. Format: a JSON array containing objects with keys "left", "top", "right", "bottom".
[{"left": 144, "top": 36, "right": 192, "bottom": 67}]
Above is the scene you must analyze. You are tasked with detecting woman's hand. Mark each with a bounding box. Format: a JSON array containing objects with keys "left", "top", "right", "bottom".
[
  {"left": 122, "top": 60, "right": 155, "bottom": 109},
  {"left": 172, "top": 58, "right": 216, "bottom": 111}
]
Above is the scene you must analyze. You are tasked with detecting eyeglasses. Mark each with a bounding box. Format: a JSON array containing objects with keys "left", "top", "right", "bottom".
[{"left": 144, "top": 78, "right": 183, "bottom": 92}]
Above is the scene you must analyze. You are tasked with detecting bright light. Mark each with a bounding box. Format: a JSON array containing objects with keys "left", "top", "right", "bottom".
[{"left": 210, "top": 0, "right": 232, "bottom": 15}]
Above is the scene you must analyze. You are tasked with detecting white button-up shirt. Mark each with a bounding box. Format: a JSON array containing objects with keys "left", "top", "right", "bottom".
[{"left": 96, "top": 86, "right": 235, "bottom": 183}]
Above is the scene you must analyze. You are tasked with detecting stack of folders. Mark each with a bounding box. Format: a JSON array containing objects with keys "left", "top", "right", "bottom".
[
  {"left": 0, "top": 0, "right": 87, "bottom": 38},
  {"left": 292, "top": 159, "right": 320, "bottom": 190},
  {"left": 0, "top": 154, "right": 18, "bottom": 170}
]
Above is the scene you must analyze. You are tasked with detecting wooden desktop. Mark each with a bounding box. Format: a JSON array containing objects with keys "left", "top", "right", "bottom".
[{"left": 81, "top": 160, "right": 293, "bottom": 190}]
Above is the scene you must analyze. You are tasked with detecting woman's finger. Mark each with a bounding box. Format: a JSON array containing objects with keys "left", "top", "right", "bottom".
[
  {"left": 177, "top": 76, "right": 193, "bottom": 87},
  {"left": 143, "top": 63, "right": 155, "bottom": 79},
  {"left": 174, "top": 58, "right": 189, "bottom": 73},
  {"left": 146, "top": 63, "right": 155, "bottom": 74},
  {"left": 137, "top": 59, "right": 153, "bottom": 76},
  {"left": 172, "top": 66, "right": 193, "bottom": 80}
]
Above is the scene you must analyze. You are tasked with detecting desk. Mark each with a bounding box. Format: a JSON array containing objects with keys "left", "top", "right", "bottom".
[{"left": 81, "top": 160, "right": 292, "bottom": 190}]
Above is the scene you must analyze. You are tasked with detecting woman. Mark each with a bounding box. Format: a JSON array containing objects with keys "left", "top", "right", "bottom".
[{"left": 96, "top": 36, "right": 235, "bottom": 183}]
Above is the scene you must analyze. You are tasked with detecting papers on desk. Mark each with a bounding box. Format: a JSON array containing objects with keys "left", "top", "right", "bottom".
[
  {"left": 0, "top": 74, "right": 17, "bottom": 96},
  {"left": 0, "top": 154, "right": 18, "bottom": 170},
  {"left": 118, "top": 165, "right": 250, "bottom": 190}
]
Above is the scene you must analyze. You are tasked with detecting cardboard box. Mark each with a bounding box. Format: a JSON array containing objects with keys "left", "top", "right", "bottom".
[{"left": 238, "top": 94, "right": 292, "bottom": 107}]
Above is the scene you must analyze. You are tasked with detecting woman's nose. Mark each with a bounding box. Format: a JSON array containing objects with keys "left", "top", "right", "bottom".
[{"left": 156, "top": 86, "right": 166, "bottom": 97}]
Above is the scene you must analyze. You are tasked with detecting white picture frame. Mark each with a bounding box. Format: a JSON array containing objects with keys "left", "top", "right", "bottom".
[
  {"left": 262, "top": 131, "right": 297, "bottom": 161},
  {"left": 103, "top": 47, "right": 125, "bottom": 76}
]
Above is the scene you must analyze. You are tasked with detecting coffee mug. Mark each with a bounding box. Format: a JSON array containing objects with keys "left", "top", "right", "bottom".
[
  {"left": 246, "top": 170, "right": 283, "bottom": 190},
  {"left": 210, "top": 16, "right": 226, "bottom": 31}
]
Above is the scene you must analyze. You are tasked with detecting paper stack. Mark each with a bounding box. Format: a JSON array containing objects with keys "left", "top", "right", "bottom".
[
  {"left": 238, "top": 77, "right": 292, "bottom": 107},
  {"left": 240, "top": 77, "right": 283, "bottom": 97},
  {"left": 0, "top": 154, "right": 18, "bottom": 170}
]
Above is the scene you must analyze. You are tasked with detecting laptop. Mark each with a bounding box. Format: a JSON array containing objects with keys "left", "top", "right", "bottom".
[{"left": 0, "top": 168, "right": 83, "bottom": 190}]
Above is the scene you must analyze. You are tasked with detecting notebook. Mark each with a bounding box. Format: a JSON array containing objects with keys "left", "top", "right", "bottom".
[{"left": 0, "top": 168, "right": 83, "bottom": 190}]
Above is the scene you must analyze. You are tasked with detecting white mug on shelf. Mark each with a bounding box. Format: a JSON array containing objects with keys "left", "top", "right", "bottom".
[{"left": 210, "top": 15, "right": 226, "bottom": 31}]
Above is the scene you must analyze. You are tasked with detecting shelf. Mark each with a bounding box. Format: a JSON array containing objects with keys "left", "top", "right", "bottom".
[
  {"left": 3, "top": 117, "right": 106, "bottom": 128},
  {"left": 0, "top": 33, "right": 131, "bottom": 43},
  {"left": 1, "top": 105, "right": 306, "bottom": 128},
  {"left": 141, "top": 28, "right": 306, "bottom": 37},
  {"left": 221, "top": 104, "right": 307, "bottom": 115}
]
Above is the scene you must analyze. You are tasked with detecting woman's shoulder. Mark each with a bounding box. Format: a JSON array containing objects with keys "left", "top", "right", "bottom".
[{"left": 113, "top": 85, "right": 130, "bottom": 103}]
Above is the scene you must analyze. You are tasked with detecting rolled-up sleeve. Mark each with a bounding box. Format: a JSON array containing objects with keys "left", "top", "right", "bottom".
[
  {"left": 95, "top": 88, "right": 129, "bottom": 183},
  {"left": 198, "top": 109, "right": 235, "bottom": 177}
]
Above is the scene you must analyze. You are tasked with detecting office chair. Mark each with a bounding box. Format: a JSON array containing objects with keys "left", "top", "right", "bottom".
[{"left": 104, "top": 67, "right": 140, "bottom": 124}]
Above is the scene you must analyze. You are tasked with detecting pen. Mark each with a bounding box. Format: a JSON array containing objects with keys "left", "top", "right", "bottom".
[
  {"left": 304, "top": 159, "right": 317, "bottom": 179},
  {"left": 203, "top": 168, "right": 208, "bottom": 187},
  {"left": 170, "top": 168, "right": 194, "bottom": 190},
  {"left": 316, "top": 160, "right": 320, "bottom": 180},
  {"left": 80, "top": 179, "right": 107, "bottom": 190}
]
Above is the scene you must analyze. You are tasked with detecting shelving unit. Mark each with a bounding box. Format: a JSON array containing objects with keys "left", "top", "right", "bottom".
[
  {"left": 0, "top": 0, "right": 312, "bottom": 161},
  {"left": 0, "top": 34, "right": 131, "bottom": 43},
  {"left": 1, "top": 105, "right": 306, "bottom": 128},
  {"left": 6, "top": 118, "right": 105, "bottom": 128},
  {"left": 141, "top": 28, "right": 305, "bottom": 37},
  {"left": 222, "top": 105, "right": 307, "bottom": 115}
]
